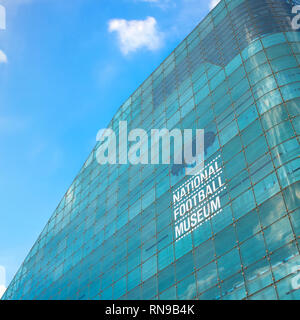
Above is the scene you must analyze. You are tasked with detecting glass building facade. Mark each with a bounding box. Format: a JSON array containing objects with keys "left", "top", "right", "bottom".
[{"left": 3, "top": 0, "right": 300, "bottom": 300}]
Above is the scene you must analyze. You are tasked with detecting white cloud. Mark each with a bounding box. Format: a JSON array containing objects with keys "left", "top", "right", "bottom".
[
  {"left": 209, "top": 0, "right": 221, "bottom": 10},
  {"left": 108, "top": 16, "right": 164, "bottom": 55},
  {"left": 0, "top": 50, "right": 7, "bottom": 63}
]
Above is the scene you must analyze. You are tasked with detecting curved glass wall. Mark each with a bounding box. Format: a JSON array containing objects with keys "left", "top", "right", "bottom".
[{"left": 2, "top": 0, "right": 300, "bottom": 300}]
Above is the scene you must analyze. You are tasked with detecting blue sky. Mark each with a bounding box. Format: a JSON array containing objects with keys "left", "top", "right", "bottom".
[{"left": 0, "top": 0, "right": 218, "bottom": 294}]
